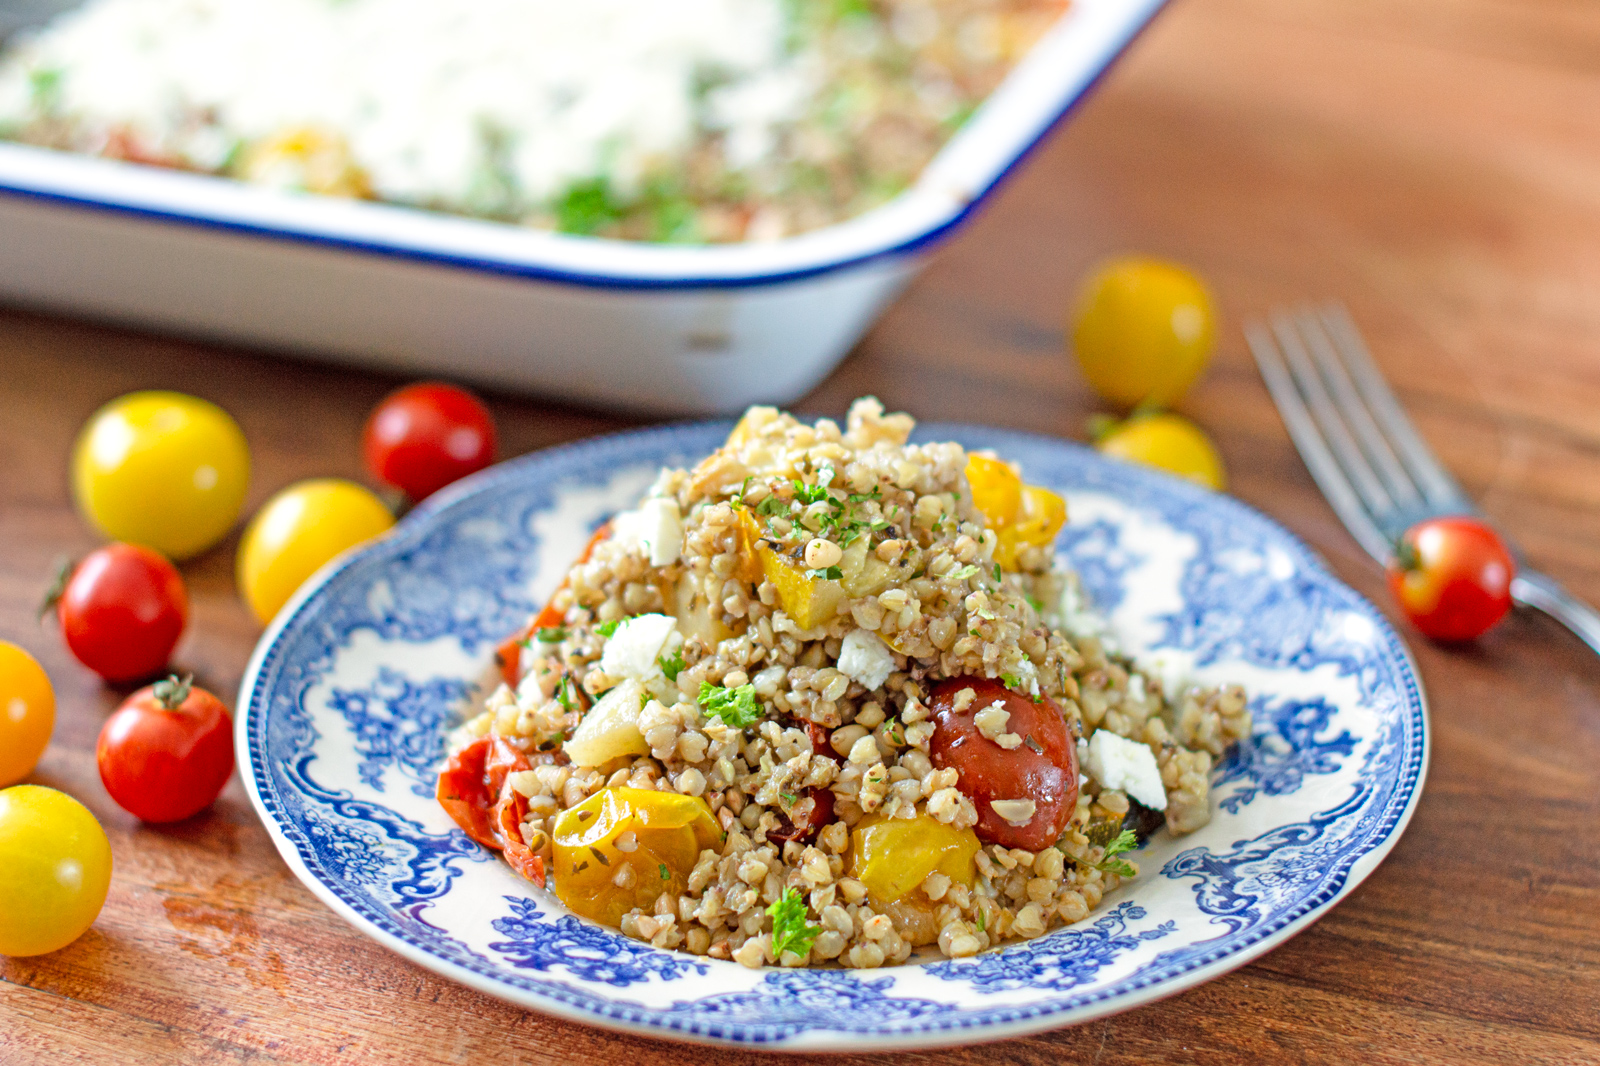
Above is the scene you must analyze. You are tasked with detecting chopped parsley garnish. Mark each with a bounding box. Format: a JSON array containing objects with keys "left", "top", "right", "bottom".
[
  {"left": 767, "top": 888, "right": 821, "bottom": 959},
  {"left": 780, "top": 792, "right": 799, "bottom": 805},
  {"left": 697, "top": 681, "right": 763, "bottom": 729},
  {"left": 1025, "top": 594, "right": 1045, "bottom": 613},
  {"left": 791, "top": 479, "right": 834, "bottom": 506},
  {"left": 658, "top": 650, "right": 685, "bottom": 682},
  {"left": 595, "top": 619, "right": 622, "bottom": 637},
  {"left": 1069, "top": 828, "right": 1140, "bottom": 879},
  {"left": 756, "top": 494, "right": 789, "bottom": 517},
  {"left": 807, "top": 565, "right": 843, "bottom": 581},
  {"left": 659, "top": 863, "right": 670, "bottom": 880},
  {"left": 993, "top": 563, "right": 1003, "bottom": 583},
  {"left": 948, "top": 564, "right": 981, "bottom": 581},
  {"left": 533, "top": 627, "right": 567, "bottom": 643},
  {"left": 1000, "top": 672, "right": 1022, "bottom": 690},
  {"left": 976, "top": 908, "right": 986, "bottom": 933},
  {"left": 555, "top": 676, "right": 578, "bottom": 712}
]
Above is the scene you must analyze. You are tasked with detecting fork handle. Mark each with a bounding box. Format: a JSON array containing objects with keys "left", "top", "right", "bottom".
[{"left": 1511, "top": 570, "right": 1600, "bottom": 657}]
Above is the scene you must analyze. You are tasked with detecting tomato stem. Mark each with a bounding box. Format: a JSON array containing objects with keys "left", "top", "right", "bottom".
[
  {"left": 1085, "top": 414, "right": 1120, "bottom": 444},
  {"left": 37, "top": 555, "right": 75, "bottom": 624},
  {"left": 1393, "top": 537, "right": 1421, "bottom": 573},
  {"left": 152, "top": 673, "right": 194, "bottom": 710}
]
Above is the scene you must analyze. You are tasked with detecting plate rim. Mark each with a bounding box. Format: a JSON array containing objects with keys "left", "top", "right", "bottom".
[{"left": 236, "top": 418, "right": 1429, "bottom": 1049}]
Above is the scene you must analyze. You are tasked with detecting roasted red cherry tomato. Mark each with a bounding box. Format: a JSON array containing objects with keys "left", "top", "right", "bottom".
[
  {"left": 48, "top": 544, "right": 188, "bottom": 683},
  {"left": 1388, "top": 516, "right": 1514, "bottom": 642},
  {"left": 436, "top": 735, "right": 544, "bottom": 886},
  {"left": 362, "top": 382, "right": 497, "bottom": 501},
  {"left": 929, "top": 676, "right": 1078, "bottom": 851},
  {"left": 495, "top": 523, "right": 612, "bottom": 687},
  {"left": 97, "top": 674, "right": 234, "bottom": 823}
]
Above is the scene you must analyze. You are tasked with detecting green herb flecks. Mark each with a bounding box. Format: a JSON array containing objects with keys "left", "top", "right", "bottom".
[
  {"left": 697, "top": 681, "right": 763, "bottom": 729},
  {"left": 1025, "top": 594, "right": 1045, "bottom": 613},
  {"left": 993, "top": 563, "right": 1003, "bottom": 583},
  {"left": 948, "top": 564, "right": 981, "bottom": 581},
  {"left": 1070, "top": 828, "right": 1140, "bottom": 879},
  {"left": 595, "top": 619, "right": 622, "bottom": 637},
  {"left": 534, "top": 626, "right": 568, "bottom": 643},
  {"left": 1000, "top": 672, "right": 1022, "bottom": 690},
  {"left": 659, "top": 650, "right": 685, "bottom": 682},
  {"left": 659, "top": 863, "right": 670, "bottom": 880},
  {"left": 807, "top": 565, "right": 843, "bottom": 581},
  {"left": 767, "top": 887, "right": 821, "bottom": 959}
]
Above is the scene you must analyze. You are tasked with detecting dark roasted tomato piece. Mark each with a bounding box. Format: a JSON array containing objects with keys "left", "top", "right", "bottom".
[
  {"left": 495, "top": 522, "right": 612, "bottom": 686},
  {"left": 764, "top": 787, "right": 836, "bottom": 846},
  {"left": 436, "top": 735, "right": 545, "bottom": 885},
  {"left": 928, "top": 676, "right": 1078, "bottom": 851}
]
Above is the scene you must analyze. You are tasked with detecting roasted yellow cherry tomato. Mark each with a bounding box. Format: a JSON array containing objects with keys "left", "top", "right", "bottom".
[
  {"left": 964, "top": 456, "right": 1067, "bottom": 570},
  {"left": 1096, "top": 413, "right": 1227, "bottom": 490},
  {"left": 551, "top": 787, "right": 720, "bottom": 927},
  {"left": 847, "top": 813, "right": 980, "bottom": 903},
  {"left": 237, "top": 479, "right": 394, "bottom": 624},
  {"left": 0, "top": 642, "right": 54, "bottom": 787},
  {"left": 0, "top": 785, "right": 113, "bottom": 956},
  {"left": 236, "top": 125, "right": 372, "bottom": 198},
  {"left": 72, "top": 391, "right": 251, "bottom": 560},
  {"left": 1072, "top": 256, "right": 1217, "bottom": 409}
]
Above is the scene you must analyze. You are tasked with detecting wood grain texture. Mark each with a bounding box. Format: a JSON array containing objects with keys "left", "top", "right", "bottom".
[{"left": 3, "top": 0, "right": 1599, "bottom": 1061}]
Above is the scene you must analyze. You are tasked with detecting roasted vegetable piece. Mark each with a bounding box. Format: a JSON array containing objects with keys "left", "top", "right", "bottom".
[
  {"left": 736, "top": 510, "right": 844, "bottom": 628},
  {"left": 765, "top": 786, "right": 835, "bottom": 846},
  {"left": 551, "top": 787, "right": 720, "bottom": 927},
  {"left": 928, "top": 676, "right": 1079, "bottom": 850},
  {"left": 847, "top": 813, "right": 980, "bottom": 903},
  {"left": 964, "top": 456, "right": 1067, "bottom": 570},
  {"left": 436, "top": 735, "right": 545, "bottom": 886}
]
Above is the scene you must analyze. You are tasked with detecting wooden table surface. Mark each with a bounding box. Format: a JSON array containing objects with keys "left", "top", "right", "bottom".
[{"left": 4, "top": 0, "right": 1600, "bottom": 1062}]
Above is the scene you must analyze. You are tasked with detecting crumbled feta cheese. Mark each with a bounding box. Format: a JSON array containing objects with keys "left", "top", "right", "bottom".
[
  {"left": 837, "top": 629, "right": 894, "bottom": 691},
  {"left": 599, "top": 613, "right": 677, "bottom": 680},
  {"left": 989, "top": 799, "right": 1037, "bottom": 826},
  {"left": 612, "top": 497, "right": 683, "bottom": 567},
  {"left": 1083, "top": 731, "right": 1167, "bottom": 811},
  {"left": 1126, "top": 673, "right": 1147, "bottom": 704}
]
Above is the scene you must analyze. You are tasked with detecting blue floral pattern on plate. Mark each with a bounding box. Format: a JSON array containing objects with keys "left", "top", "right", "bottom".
[{"left": 238, "top": 421, "right": 1427, "bottom": 1050}]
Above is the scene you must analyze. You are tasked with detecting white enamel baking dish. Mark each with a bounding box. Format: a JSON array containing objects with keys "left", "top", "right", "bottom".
[{"left": 0, "top": 0, "right": 1166, "bottom": 413}]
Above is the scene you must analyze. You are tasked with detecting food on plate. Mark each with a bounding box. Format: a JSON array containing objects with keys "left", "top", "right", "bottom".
[
  {"left": 1092, "top": 411, "right": 1226, "bottom": 491},
  {"left": 44, "top": 543, "right": 188, "bottom": 682},
  {"left": 237, "top": 478, "right": 394, "bottom": 624},
  {"left": 71, "top": 391, "right": 250, "bottom": 560},
  {"left": 1072, "top": 256, "right": 1217, "bottom": 410},
  {"left": 1388, "top": 516, "right": 1514, "bottom": 643},
  {"left": 439, "top": 399, "right": 1250, "bottom": 967},
  {"left": 97, "top": 674, "right": 234, "bottom": 822},
  {"left": 0, "top": 784, "right": 112, "bottom": 957},
  {"left": 0, "top": 641, "right": 55, "bottom": 787},
  {"left": 0, "top": 0, "right": 1068, "bottom": 242},
  {"left": 362, "top": 382, "right": 497, "bottom": 502}
]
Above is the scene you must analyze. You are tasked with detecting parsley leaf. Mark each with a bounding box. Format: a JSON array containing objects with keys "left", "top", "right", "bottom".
[
  {"left": 948, "top": 564, "right": 981, "bottom": 581},
  {"left": 555, "top": 676, "right": 578, "bottom": 712},
  {"left": 767, "top": 887, "right": 821, "bottom": 959},
  {"left": 595, "top": 619, "right": 622, "bottom": 637},
  {"left": 1025, "top": 594, "right": 1045, "bottom": 613},
  {"left": 659, "top": 863, "right": 670, "bottom": 880},
  {"left": 756, "top": 495, "right": 788, "bottom": 517},
  {"left": 534, "top": 627, "right": 567, "bottom": 643},
  {"left": 976, "top": 908, "right": 986, "bottom": 933},
  {"left": 791, "top": 479, "right": 835, "bottom": 506},
  {"left": 1000, "top": 672, "right": 1022, "bottom": 690},
  {"left": 993, "top": 563, "right": 1003, "bottom": 583},
  {"left": 697, "top": 681, "right": 763, "bottom": 729},
  {"left": 658, "top": 650, "right": 685, "bottom": 682},
  {"left": 1069, "top": 828, "right": 1140, "bottom": 879},
  {"left": 807, "top": 565, "right": 843, "bottom": 581}
]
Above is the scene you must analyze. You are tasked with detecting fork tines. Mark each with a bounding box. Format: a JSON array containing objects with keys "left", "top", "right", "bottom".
[{"left": 1245, "top": 304, "right": 1475, "bottom": 565}]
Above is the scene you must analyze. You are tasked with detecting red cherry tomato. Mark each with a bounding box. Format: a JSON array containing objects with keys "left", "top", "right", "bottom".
[
  {"left": 97, "top": 674, "right": 233, "bottom": 823},
  {"left": 928, "top": 677, "right": 1079, "bottom": 851},
  {"left": 1388, "top": 516, "right": 1515, "bottom": 642},
  {"left": 362, "top": 382, "right": 496, "bottom": 501},
  {"left": 50, "top": 544, "right": 188, "bottom": 682},
  {"left": 436, "top": 735, "right": 544, "bottom": 886}
]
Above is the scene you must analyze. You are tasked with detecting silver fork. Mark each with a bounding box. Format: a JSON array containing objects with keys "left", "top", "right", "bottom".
[{"left": 1245, "top": 303, "right": 1600, "bottom": 656}]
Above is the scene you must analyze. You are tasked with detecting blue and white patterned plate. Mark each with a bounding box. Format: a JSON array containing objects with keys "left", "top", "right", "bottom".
[{"left": 237, "top": 421, "right": 1428, "bottom": 1050}]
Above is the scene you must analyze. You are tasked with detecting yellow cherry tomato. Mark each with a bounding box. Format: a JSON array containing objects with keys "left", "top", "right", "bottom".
[
  {"left": 551, "top": 787, "right": 720, "bottom": 927},
  {"left": 1096, "top": 413, "right": 1227, "bottom": 490},
  {"left": 72, "top": 391, "right": 251, "bottom": 560},
  {"left": 848, "top": 813, "right": 980, "bottom": 904},
  {"left": 1072, "top": 256, "right": 1217, "bottom": 409},
  {"left": 237, "top": 479, "right": 394, "bottom": 624},
  {"left": 0, "top": 785, "right": 112, "bottom": 956},
  {"left": 965, "top": 455, "right": 1068, "bottom": 571},
  {"left": 0, "top": 642, "right": 54, "bottom": 787}
]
